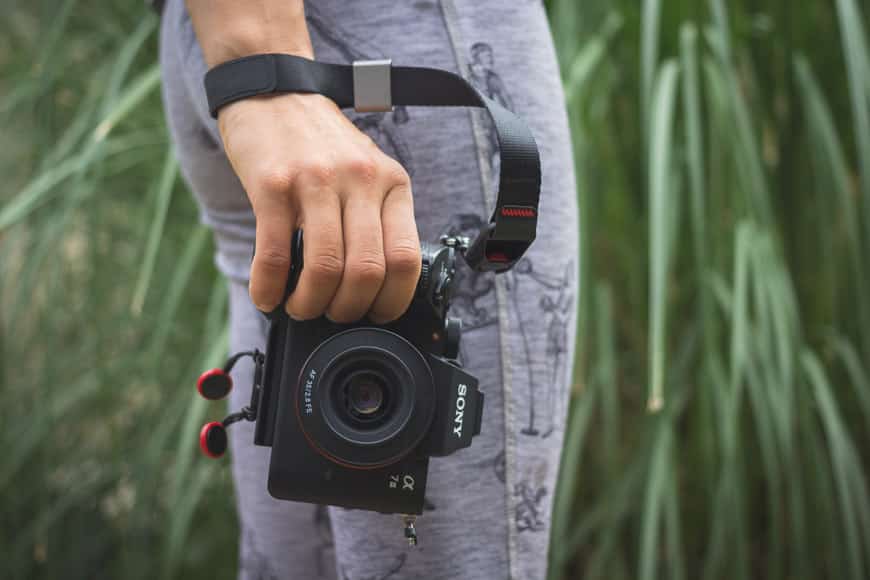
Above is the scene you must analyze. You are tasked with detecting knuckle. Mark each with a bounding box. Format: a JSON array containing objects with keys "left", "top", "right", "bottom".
[
  {"left": 343, "top": 156, "right": 379, "bottom": 185},
  {"left": 309, "top": 251, "right": 345, "bottom": 282},
  {"left": 383, "top": 160, "right": 411, "bottom": 188},
  {"left": 256, "top": 246, "right": 292, "bottom": 272},
  {"left": 346, "top": 254, "right": 386, "bottom": 285},
  {"left": 255, "top": 168, "right": 296, "bottom": 197},
  {"left": 385, "top": 243, "right": 421, "bottom": 277},
  {"left": 299, "top": 160, "right": 336, "bottom": 188}
]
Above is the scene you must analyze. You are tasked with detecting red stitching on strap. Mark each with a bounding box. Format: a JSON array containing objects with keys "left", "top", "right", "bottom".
[{"left": 500, "top": 206, "right": 536, "bottom": 218}]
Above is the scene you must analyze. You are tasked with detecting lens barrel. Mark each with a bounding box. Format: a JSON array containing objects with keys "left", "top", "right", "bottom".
[{"left": 295, "top": 328, "right": 436, "bottom": 469}]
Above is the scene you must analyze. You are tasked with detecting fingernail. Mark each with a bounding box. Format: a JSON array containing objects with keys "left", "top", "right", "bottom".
[
  {"left": 284, "top": 304, "right": 304, "bottom": 321},
  {"left": 252, "top": 299, "right": 276, "bottom": 313}
]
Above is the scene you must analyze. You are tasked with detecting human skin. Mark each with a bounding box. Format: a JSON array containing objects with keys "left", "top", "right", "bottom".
[{"left": 186, "top": 0, "right": 422, "bottom": 324}]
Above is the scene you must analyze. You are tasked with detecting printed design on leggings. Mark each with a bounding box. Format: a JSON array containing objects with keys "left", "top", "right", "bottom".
[
  {"left": 340, "top": 554, "right": 407, "bottom": 580},
  {"left": 514, "top": 481, "right": 549, "bottom": 533},
  {"left": 536, "top": 260, "right": 575, "bottom": 438},
  {"left": 467, "top": 42, "right": 514, "bottom": 175},
  {"left": 506, "top": 258, "right": 575, "bottom": 438},
  {"left": 442, "top": 212, "right": 575, "bottom": 437},
  {"left": 313, "top": 505, "right": 335, "bottom": 578},
  {"left": 514, "top": 458, "right": 550, "bottom": 533},
  {"left": 239, "top": 527, "right": 280, "bottom": 580},
  {"left": 305, "top": 3, "right": 415, "bottom": 175},
  {"left": 493, "top": 448, "right": 506, "bottom": 483}
]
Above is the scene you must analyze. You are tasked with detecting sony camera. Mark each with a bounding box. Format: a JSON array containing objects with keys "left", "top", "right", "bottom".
[{"left": 197, "top": 230, "right": 484, "bottom": 518}]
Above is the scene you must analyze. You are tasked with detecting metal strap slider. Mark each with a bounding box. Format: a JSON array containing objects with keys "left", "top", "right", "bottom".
[{"left": 352, "top": 59, "right": 393, "bottom": 112}]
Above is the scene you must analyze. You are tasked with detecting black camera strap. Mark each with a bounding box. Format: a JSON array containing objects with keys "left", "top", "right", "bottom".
[{"left": 204, "top": 53, "right": 540, "bottom": 273}]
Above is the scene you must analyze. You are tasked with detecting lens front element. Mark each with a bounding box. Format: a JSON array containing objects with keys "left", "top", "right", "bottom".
[{"left": 346, "top": 371, "right": 386, "bottom": 418}]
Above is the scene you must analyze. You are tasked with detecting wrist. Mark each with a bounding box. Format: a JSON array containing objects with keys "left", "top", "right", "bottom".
[
  {"left": 217, "top": 92, "right": 338, "bottom": 137},
  {"left": 200, "top": 25, "right": 314, "bottom": 67},
  {"left": 186, "top": 0, "right": 315, "bottom": 67}
]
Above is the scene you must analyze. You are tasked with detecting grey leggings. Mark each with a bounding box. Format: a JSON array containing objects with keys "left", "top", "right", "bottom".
[{"left": 160, "top": 1, "right": 578, "bottom": 578}]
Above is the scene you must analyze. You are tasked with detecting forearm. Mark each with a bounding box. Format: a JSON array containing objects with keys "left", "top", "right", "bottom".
[
  {"left": 185, "top": 1, "right": 420, "bottom": 324},
  {"left": 185, "top": 0, "right": 313, "bottom": 67}
]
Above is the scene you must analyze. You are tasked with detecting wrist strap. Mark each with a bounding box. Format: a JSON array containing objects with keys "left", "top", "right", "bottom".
[{"left": 204, "top": 53, "right": 540, "bottom": 273}]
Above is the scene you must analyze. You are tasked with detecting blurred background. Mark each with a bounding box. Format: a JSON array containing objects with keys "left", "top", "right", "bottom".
[{"left": 1, "top": 0, "right": 869, "bottom": 578}]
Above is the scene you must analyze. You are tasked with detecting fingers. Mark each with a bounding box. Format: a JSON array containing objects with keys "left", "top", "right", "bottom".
[
  {"left": 249, "top": 193, "right": 296, "bottom": 312},
  {"left": 284, "top": 190, "right": 344, "bottom": 320},
  {"left": 369, "top": 180, "right": 422, "bottom": 324},
  {"left": 326, "top": 193, "right": 386, "bottom": 323},
  {"left": 250, "top": 153, "right": 418, "bottom": 323}
]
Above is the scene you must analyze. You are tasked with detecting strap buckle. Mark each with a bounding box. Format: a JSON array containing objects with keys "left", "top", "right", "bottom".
[
  {"left": 353, "top": 60, "right": 393, "bottom": 112},
  {"left": 463, "top": 222, "right": 535, "bottom": 273}
]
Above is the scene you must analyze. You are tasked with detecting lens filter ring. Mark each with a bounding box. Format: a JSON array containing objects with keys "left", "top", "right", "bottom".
[{"left": 295, "top": 328, "right": 435, "bottom": 469}]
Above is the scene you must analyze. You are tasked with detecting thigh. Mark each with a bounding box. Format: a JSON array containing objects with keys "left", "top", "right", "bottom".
[{"left": 160, "top": 5, "right": 338, "bottom": 580}]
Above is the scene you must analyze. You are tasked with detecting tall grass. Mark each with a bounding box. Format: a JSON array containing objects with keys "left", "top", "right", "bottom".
[
  {"left": 0, "top": 1, "right": 868, "bottom": 579},
  {"left": 0, "top": 3, "right": 236, "bottom": 578},
  {"left": 548, "top": 1, "right": 870, "bottom": 580}
]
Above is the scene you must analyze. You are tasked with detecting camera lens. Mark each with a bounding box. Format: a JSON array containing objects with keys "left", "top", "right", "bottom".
[
  {"left": 296, "top": 328, "right": 436, "bottom": 469},
  {"left": 345, "top": 372, "right": 386, "bottom": 418}
]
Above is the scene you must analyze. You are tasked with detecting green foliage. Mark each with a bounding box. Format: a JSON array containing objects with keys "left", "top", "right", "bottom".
[
  {"left": 0, "top": 2, "right": 236, "bottom": 578},
  {"left": 547, "top": 0, "right": 870, "bottom": 579},
  {"left": 0, "top": 1, "right": 868, "bottom": 579}
]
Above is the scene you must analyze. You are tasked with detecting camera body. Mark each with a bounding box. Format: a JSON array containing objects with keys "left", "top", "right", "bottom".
[{"left": 250, "top": 235, "right": 484, "bottom": 515}]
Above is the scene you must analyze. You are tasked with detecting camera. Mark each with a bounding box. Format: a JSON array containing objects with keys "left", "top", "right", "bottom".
[
  {"left": 197, "top": 230, "right": 484, "bottom": 518},
  {"left": 255, "top": 230, "right": 483, "bottom": 515}
]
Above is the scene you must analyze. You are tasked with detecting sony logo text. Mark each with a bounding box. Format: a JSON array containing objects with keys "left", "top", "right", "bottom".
[{"left": 453, "top": 383, "right": 467, "bottom": 438}]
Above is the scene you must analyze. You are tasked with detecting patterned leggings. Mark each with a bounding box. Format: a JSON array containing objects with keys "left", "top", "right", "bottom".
[{"left": 160, "top": 0, "right": 578, "bottom": 578}]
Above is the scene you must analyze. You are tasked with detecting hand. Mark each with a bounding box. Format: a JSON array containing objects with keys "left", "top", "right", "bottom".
[{"left": 217, "top": 93, "right": 422, "bottom": 323}]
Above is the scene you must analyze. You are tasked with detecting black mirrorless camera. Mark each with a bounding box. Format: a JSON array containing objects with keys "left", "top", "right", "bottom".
[
  {"left": 195, "top": 54, "right": 541, "bottom": 543},
  {"left": 257, "top": 231, "right": 483, "bottom": 516},
  {"left": 197, "top": 232, "right": 485, "bottom": 540}
]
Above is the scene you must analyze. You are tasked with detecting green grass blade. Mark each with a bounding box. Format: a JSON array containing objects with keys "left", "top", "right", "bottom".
[
  {"left": 834, "top": 0, "right": 870, "bottom": 244},
  {"left": 549, "top": 386, "right": 598, "bottom": 577},
  {"left": 641, "top": 0, "right": 663, "bottom": 136},
  {"left": 639, "top": 419, "right": 672, "bottom": 580},
  {"left": 647, "top": 60, "right": 680, "bottom": 411},
  {"left": 130, "top": 150, "right": 178, "bottom": 315},
  {"left": 803, "top": 350, "right": 869, "bottom": 580},
  {"left": 0, "top": 151, "right": 92, "bottom": 230},
  {"left": 91, "top": 64, "right": 161, "bottom": 144}
]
